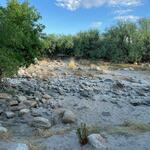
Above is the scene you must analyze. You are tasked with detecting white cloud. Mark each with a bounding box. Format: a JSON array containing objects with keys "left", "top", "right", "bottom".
[
  {"left": 56, "top": 0, "right": 80, "bottom": 11},
  {"left": 109, "top": 0, "right": 141, "bottom": 6},
  {"left": 114, "top": 15, "right": 139, "bottom": 21},
  {"left": 114, "top": 9, "right": 133, "bottom": 15},
  {"left": 91, "top": 21, "right": 102, "bottom": 28},
  {"left": 55, "top": 0, "right": 142, "bottom": 11}
]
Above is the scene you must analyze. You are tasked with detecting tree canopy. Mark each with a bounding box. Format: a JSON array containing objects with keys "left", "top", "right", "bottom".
[{"left": 0, "top": 0, "right": 44, "bottom": 77}]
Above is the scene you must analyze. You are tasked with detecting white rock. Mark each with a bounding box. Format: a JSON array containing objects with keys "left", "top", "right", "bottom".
[
  {"left": 0, "top": 126, "right": 8, "bottom": 134},
  {"left": 32, "top": 73, "right": 37, "bottom": 77},
  {"left": 62, "top": 110, "right": 76, "bottom": 124},
  {"left": 129, "top": 67, "right": 134, "bottom": 71},
  {"left": 5, "top": 111, "right": 15, "bottom": 118},
  {"left": 18, "top": 96, "right": 27, "bottom": 102},
  {"left": 42, "top": 94, "right": 51, "bottom": 99},
  {"left": 19, "top": 109, "right": 30, "bottom": 116},
  {"left": 88, "top": 134, "right": 106, "bottom": 149}
]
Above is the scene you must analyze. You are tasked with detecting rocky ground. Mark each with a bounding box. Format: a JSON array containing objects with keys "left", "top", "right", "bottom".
[{"left": 0, "top": 59, "right": 150, "bottom": 150}]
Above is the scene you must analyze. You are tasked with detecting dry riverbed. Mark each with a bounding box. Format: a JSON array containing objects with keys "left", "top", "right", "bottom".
[{"left": 0, "top": 59, "right": 150, "bottom": 150}]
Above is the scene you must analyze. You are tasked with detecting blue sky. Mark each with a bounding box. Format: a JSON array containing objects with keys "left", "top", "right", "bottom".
[{"left": 0, "top": 0, "right": 150, "bottom": 34}]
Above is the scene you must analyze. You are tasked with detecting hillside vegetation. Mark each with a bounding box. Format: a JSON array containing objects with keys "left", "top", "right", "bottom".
[{"left": 0, "top": 0, "right": 150, "bottom": 78}]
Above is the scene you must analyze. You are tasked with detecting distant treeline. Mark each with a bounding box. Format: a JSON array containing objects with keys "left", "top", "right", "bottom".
[
  {"left": 43, "top": 20, "right": 150, "bottom": 63},
  {"left": 0, "top": 0, "right": 150, "bottom": 78}
]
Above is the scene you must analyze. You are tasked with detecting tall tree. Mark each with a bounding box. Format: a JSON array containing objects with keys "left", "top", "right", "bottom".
[
  {"left": 138, "top": 18, "right": 150, "bottom": 62},
  {"left": 0, "top": 0, "right": 44, "bottom": 77}
]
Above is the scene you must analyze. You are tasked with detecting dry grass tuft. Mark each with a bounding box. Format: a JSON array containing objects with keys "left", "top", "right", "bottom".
[
  {"left": 68, "top": 59, "right": 76, "bottom": 69},
  {"left": 0, "top": 131, "right": 11, "bottom": 140},
  {"left": 122, "top": 121, "right": 150, "bottom": 132}
]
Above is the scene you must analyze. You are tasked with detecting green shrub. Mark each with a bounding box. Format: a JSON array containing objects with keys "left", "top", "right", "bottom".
[
  {"left": 138, "top": 18, "right": 150, "bottom": 62},
  {"left": 42, "top": 19, "right": 150, "bottom": 63},
  {"left": 42, "top": 34, "right": 74, "bottom": 56},
  {"left": 103, "top": 22, "right": 144, "bottom": 63},
  {"left": 73, "top": 29, "right": 101, "bottom": 58},
  {"left": 0, "top": 0, "right": 44, "bottom": 78},
  {"left": 0, "top": 48, "right": 22, "bottom": 78}
]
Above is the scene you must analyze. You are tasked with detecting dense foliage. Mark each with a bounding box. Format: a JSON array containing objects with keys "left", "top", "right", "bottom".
[
  {"left": 44, "top": 19, "right": 150, "bottom": 63},
  {"left": 42, "top": 34, "right": 74, "bottom": 57},
  {"left": 0, "top": 0, "right": 44, "bottom": 78},
  {"left": 0, "top": 1, "right": 150, "bottom": 78},
  {"left": 101, "top": 22, "right": 143, "bottom": 63}
]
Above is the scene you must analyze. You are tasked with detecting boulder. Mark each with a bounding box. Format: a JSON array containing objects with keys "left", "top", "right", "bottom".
[
  {"left": 10, "top": 103, "right": 26, "bottom": 111},
  {"left": 0, "top": 93, "right": 11, "bottom": 99},
  {"left": 31, "top": 117, "right": 51, "bottom": 129},
  {"left": 0, "top": 124, "right": 8, "bottom": 139},
  {"left": 0, "top": 126, "right": 8, "bottom": 134},
  {"left": 88, "top": 134, "right": 106, "bottom": 149},
  {"left": 17, "top": 96, "right": 27, "bottom": 102},
  {"left": 24, "top": 100, "right": 37, "bottom": 108},
  {"left": 62, "top": 110, "right": 76, "bottom": 124},
  {"left": 5, "top": 111, "right": 15, "bottom": 118},
  {"left": 9, "top": 100, "right": 19, "bottom": 106},
  {"left": 42, "top": 94, "right": 51, "bottom": 99},
  {"left": 19, "top": 109, "right": 30, "bottom": 116}
]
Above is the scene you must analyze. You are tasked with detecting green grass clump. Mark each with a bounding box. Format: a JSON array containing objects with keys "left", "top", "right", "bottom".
[{"left": 77, "top": 123, "right": 88, "bottom": 145}]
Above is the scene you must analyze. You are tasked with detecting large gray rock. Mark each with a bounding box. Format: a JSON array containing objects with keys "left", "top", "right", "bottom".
[
  {"left": 31, "top": 117, "right": 51, "bottom": 129},
  {"left": 17, "top": 96, "right": 27, "bottom": 102},
  {"left": 5, "top": 111, "right": 15, "bottom": 119},
  {"left": 130, "top": 99, "right": 150, "bottom": 106},
  {"left": 24, "top": 100, "right": 37, "bottom": 107},
  {"left": 42, "top": 94, "right": 51, "bottom": 99},
  {"left": 0, "top": 126, "right": 8, "bottom": 134},
  {"left": 19, "top": 109, "right": 30, "bottom": 116},
  {"left": 88, "top": 134, "right": 106, "bottom": 149},
  {"left": 0, "top": 93, "right": 12, "bottom": 99},
  {"left": 9, "top": 100, "right": 18, "bottom": 106},
  {"left": 62, "top": 110, "right": 76, "bottom": 124},
  {"left": 31, "top": 107, "right": 50, "bottom": 117}
]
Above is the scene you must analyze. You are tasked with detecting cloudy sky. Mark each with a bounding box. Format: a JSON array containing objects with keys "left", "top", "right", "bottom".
[{"left": 0, "top": 0, "right": 150, "bottom": 34}]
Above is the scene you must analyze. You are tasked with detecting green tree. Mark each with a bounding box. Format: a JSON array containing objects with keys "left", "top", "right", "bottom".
[
  {"left": 73, "top": 29, "right": 101, "bottom": 58},
  {"left": 138, "top": 18, "right": 150, "bottom": 62},
  {"left": 57, "top": 35, "right": 74, "bottom": 55},
  {"left": 43, "top": 34, "right": 74, "bottom": 57},
  {"left": 103, "top": 22, "right": 143, "bottom": 63},
  {"left": 0, "top": 0, "right": 44, "bottom": 77}
]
